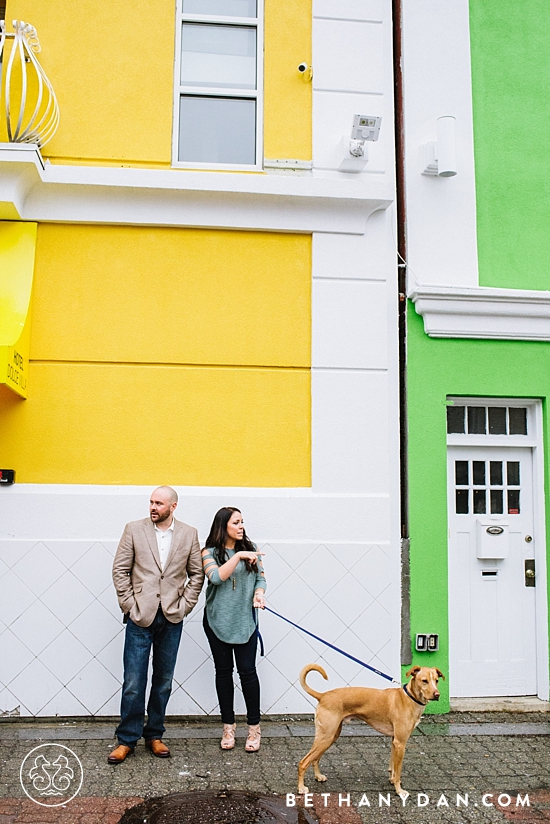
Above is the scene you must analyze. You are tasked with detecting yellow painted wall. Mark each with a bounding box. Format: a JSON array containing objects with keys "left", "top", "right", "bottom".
[
  {"left": 0, "top": 224, "right": 311, "bottom": 486},
  {"left": 31, "top": 225, "right": 310, "bottom": 367},
  {"left": 264, "top": 0, "right": 312, "bottom": 160},
  {"left": 4, "top": 0, "right": 174, "bottom": 166},
  {"left": 0, "top": 364, "right": 310, "bottom": 485},
  {"left": 5, "top": 0, "right": 312, "bottom": 166}
]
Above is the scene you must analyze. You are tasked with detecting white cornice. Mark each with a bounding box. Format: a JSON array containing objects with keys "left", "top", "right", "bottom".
[
  {"left": 409, "top": 283, "right": 550, "bottom": 342},
  {"left": 0, "top": 144, "right": 393, "bottom": 234}
]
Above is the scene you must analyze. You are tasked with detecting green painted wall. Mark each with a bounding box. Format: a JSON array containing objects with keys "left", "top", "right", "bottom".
[
  {"left": 469, "top": 0, "right": 550, "bottom": 290},
  {"left": 406, "top": 305, "right": 550, "bottom": 712}
]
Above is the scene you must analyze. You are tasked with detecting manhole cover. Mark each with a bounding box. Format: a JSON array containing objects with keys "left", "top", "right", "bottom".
[{"left": 118, "top": 790, "right": 319, "bottom": 824}]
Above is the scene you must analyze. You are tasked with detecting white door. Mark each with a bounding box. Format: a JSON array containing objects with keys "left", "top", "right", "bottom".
[{"left": 448, "top": 446, "right": 537, "bottom": 696}]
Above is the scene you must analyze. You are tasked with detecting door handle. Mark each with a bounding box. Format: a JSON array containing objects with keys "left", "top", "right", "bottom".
[{"left": 525, "top": 559, "right": 535, "bottom": 587}]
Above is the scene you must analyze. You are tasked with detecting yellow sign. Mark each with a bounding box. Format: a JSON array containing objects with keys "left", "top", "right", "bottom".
[{"left": 0, "top": 221, "right": 37, "bottom": 399}]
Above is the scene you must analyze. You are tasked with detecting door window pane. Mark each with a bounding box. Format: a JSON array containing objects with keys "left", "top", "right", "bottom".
[
  {"left": 456, "top": 489, "right": 469, "bottom": 514},
  {"left": 509, "top": 407, "right": 527, "bottom": 435},
  {"left": 183, "top": 0, "right": 257, "bottom": 15},
  {"left": 468, "top": 406, "right": 486, "bottom": 434},
  {"left": 179, "top": 96, "right": 256, "bottom": 164},
  {"left": 447, "top": 405, "right": 465, "bottom": 434},
  {"left": 473, "top": 461, "right": 485, "bottom": 485},
  {"left": 181, "top": 23, "right": 256, "bottom": 89},
  {"left": 473, "top": 490, "right": 486, "bottom": 514},
  {"left": 455, "top": 460, "right": 469, "bottom": 485},
  {"left": 507, "top": 461, "right": 520, "bottom": 486},
  {"left": 490, "top": 461, "right": 503, "bottom": 485},
  {"left": 508, "top": 489, "right": 520, "bottom": 514},
  {"left": 490, "top": 489, "right": 503, "bottom": 514},
  {"left": 488, "top": 407, "right": 507, "bottom": 434}
]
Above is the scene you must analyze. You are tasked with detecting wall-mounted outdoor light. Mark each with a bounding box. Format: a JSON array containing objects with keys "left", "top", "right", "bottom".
[
  {"left": 339, "top": 114, "right": 382, "bottom": 173},
  {"left": 422, "top": 115, "right": 457, "bottom": 177}
]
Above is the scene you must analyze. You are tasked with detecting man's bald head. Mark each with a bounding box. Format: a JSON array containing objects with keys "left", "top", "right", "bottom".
[
  {"left": 153, "top": 486, "right": 178, "bottom": 504},
  {"left": 150, "top": 486, "right": 178, "bottom": 526}
]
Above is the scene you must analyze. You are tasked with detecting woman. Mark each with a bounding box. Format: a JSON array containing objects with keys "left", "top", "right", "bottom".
[{"left": 202, "top": 507, "right": 266, "bottom": 752}]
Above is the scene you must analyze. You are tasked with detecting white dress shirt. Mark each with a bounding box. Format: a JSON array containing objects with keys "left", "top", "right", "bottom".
[{"left": 154, "top": 518, "right": 175, "bottom": 571}]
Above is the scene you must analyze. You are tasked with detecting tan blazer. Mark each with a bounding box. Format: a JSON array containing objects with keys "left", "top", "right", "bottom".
[{"left": 112, "top": 517, "right": 204, "bottom": 627}]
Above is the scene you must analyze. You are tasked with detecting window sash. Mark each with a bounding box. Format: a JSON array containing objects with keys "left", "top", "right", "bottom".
[
  {"left": 182, "top": 0, "right": 257, "bottom": 18},
  {"left": 173, "top": 1, "right": 263, "bottom": 169},
  {"left": 180, "top": 23, "right": 257, "bottom": 90},
  {"left": 178, "top": 95, "right": 257, "bottom": 165}
]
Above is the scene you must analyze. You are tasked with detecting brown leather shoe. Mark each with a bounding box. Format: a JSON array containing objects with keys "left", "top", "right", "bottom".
[
  {"left": 145, "top": 738, "right": 170, "bottom": 758},
  {"left": 107, "top": 744, "right": 134, "bottom": 764}
]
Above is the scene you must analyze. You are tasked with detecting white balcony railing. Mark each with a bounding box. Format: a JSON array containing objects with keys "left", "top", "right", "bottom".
[{"left": 0, "top": 19, "right": 59, "bottom": 147}]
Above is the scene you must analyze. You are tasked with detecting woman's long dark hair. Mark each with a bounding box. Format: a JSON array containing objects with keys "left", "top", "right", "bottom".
[{"left": 204, "top": 507, "right": 256, "bottom": 572}]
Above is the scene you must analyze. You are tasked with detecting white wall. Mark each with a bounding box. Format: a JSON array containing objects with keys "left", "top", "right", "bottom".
[
  {"left": 401, "top": 0, "right": 479, "bottom": 290},
  {"left": 0, "top": 529, "right": 394, "bottom": 717},
  {"left": 312, "top": 0, "right": 395, "bottom": 184},
  {"left": 0, "top": 0, "right": 400, "bottom": 717}
]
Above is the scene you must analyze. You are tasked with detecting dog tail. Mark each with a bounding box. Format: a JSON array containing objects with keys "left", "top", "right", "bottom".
[{"left": 299, "top": 663, "right": 329, "bottom": 701}]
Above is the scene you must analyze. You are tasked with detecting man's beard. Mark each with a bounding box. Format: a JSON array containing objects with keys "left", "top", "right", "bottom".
[{"left": 152, "top": 510, "right": 170, "bottom": 523}]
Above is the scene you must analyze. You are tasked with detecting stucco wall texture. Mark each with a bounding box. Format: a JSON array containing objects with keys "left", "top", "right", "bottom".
[
  {"left": 0, "top": 225, "right": 311, "bottom": 486},
  {"left": 469, "top": 0, "right": 550, "bottom": 291}
]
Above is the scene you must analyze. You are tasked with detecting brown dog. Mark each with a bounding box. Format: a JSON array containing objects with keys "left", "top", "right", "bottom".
[{"left": 298, "top": 664, "right": 444, "bottom": 798}]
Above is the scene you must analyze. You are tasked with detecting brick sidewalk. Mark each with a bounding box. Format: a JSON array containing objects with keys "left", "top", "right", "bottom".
[
  {"left": 0, "top": 714, "right": 548, "bottom": 823},
  {"left": 0, "top": 796, "right": 142, "bottom": 824}
]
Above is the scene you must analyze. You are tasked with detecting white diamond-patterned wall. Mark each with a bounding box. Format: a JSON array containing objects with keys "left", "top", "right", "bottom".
[{"left": 0, "top": 540, "right": 394, "bottom": 717}]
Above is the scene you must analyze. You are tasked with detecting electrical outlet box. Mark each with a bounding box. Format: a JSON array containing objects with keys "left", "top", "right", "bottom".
[{"left": 415, "top": 633, "right": 439, "bottom": 652}]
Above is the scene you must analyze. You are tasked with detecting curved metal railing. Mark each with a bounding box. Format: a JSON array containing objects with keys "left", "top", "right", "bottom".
[{"left": 0, "top": 19, "right": 59, "bottom": 147}]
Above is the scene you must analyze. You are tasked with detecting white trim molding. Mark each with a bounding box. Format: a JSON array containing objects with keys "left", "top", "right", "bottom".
[
  {"left": 0, "top": 144, "right": 392, "bottom": 233},
  {"left": 409, "top": 282, "right": 550, "bottom": 342}
]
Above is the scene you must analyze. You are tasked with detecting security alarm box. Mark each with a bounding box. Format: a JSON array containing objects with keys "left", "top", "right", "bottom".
[{"left": 476, "top": 520, "right": 509, "bottom": 560}]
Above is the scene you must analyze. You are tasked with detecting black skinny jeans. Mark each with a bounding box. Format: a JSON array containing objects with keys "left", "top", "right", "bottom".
[{"left": 203, "top": 612, "right": 260, "bottom": 725}]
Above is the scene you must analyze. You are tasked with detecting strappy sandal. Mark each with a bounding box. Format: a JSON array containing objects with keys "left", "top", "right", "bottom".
[
  {"left": 245, "top": 723, "right": 261, "bottom": 752},
  {"left": 220, "top": 723, "right": 236, "bottom": 750}
]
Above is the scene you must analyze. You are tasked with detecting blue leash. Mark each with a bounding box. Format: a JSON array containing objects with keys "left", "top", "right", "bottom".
[
  {"left": 253, "top": 606, "right": 265, "bottom": 656},
  {"left": 264, "top": 606, "right": 400, "bottom": 685}
]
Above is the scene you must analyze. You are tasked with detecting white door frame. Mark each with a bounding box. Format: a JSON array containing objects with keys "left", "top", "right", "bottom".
[{"left": 447, "top": 397, "right": 549, "bottom": 701}]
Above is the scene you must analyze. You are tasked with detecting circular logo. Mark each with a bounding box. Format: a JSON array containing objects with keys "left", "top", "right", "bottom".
[{"left": 20, "top": 743, "right": 83, "bottom": 807}]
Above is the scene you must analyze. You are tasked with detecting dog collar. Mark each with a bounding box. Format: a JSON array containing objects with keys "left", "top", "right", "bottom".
[{"left": 402, "top": 683, "right": 427, "bottom": 706}]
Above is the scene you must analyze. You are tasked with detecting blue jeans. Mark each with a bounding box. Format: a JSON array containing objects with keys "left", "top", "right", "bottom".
[{"left": 115, "top": 608, "right": 183, "bottom": 747}]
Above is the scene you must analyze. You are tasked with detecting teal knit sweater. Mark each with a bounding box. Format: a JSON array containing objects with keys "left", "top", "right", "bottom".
[{"left": 203, "top": 547, "right": 267, "bottom": 644}]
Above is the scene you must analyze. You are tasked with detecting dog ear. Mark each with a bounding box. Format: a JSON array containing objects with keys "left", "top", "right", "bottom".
[
  {"left": 435, "top": 668, "right": 446, "bottom": 680},
  {"left": 406, "top": 666, "right": 421, "bottom": 678}
]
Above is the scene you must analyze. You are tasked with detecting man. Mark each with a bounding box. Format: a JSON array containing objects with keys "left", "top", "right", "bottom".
[{"left": 108, "top": 486, "right": 204, "bottom": 764}]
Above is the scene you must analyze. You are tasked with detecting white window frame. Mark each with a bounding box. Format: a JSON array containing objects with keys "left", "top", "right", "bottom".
[
  {"left": 446, "top": 397, "right": 539, "bottom": 448},
  {"left": 172, "top": 1, "right": 264, "bottom": 171}
]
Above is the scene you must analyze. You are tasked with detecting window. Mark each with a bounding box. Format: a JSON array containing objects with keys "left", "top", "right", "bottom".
[
  {"left": 454, "top": 459, "right": 521, "bottom": 515},
  {"left": 174, "top": 0, "right": 262, "bottom": 168},
  {"left": 446, "top": 404, "right": 528, "bottom": 436}
]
